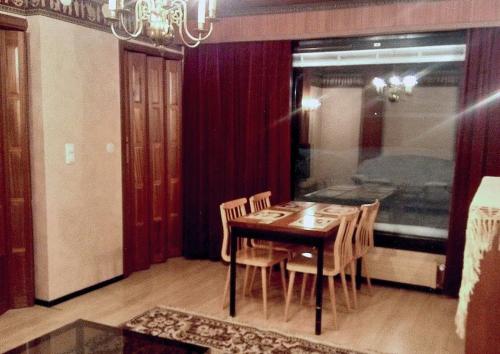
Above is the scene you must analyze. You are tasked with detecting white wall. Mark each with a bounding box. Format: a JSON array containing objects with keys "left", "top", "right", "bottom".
[
  {"left": 28, "top": 16, "right": 123, "bottom": 301},
  {"left": 383, "top": 86, "right": 459, "bottom": 160},
  {"left": 309, "top": 87, "right": 363, "bottom": 186}
]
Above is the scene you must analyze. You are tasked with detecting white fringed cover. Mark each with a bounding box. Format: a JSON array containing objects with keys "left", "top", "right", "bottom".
[{"left": 455, "top": 177, "right": 500, "bottom": 339}]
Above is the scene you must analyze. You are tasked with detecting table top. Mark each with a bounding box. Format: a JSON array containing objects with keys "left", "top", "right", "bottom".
[
  {"left": 305, "top": 184, "right": 395, "bottom": 203},
  {"left": 228, "top": 201, "right": 358, "bottom": 238},
  {"left": 4, "top": 319, "right": 208, "bottom": 354}
]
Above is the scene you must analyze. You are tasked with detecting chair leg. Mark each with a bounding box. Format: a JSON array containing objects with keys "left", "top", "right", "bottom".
[
  {"left": 328, "top": 276, "right": 338, "bottom": 330},
  {"left": 261, "top": 267, "right": 268, "bottom": 319},
  {"left": 279, "top": 261, "right": 287, "bottom": 301},
  {"left": 340, "top": 271, "right": 352, "bottom": 311},
  {"left": 364, "top": 259, "right": 373, "bottom": 296},
  {"left": 284, "top": 271, "right": 296, "bottom": 321},
  {"left": 222, "top": 267, "right": 230, "bottom": 309},
  {"left": 300, "top": 273, "right": 309, "bottom": 305},
  {"left": 249, "top": 266, "right": 257, "bottom": 294},
  {"left": 243, "top": 265, "right": 251, "bottom": 296},
  {"left": 349, "top": 261, "right": 358, "bottom": 309},
  {"left": 309, "top": 274, "right": 317, "bottom": 305}
]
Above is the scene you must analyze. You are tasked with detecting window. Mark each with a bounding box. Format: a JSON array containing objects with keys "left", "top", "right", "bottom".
[{"left": 291, "top": 32, "right": 465, "bottom": 240}]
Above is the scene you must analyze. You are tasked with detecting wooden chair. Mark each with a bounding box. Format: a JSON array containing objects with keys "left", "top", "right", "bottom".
[
  {"left": 220, "top": 197, "right": 288, "bottom": 319},
  {"left": 306, "top": 201, "right": 380, "bottom": 308},
  {"left": 249, "top": 191, "right": 296, "bottom": 255},
  {"left": 353, "top": 200, "right": 380, "bottom": 295},
  {"left": 284, "top": 210, "right": 360, "bottom": 329}
]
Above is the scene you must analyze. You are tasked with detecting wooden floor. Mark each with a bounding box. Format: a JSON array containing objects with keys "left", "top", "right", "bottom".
[{"left": 0, "top": 257, "right": 464, "bottom": 353}]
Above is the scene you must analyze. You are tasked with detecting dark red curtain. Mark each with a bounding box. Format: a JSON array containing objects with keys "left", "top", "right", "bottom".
[
  {"left": 182, "top": 41, "right": 292, "bottom": 260},
  {"left": 444, "top": 28, "right": 500, "bottom": 296}
]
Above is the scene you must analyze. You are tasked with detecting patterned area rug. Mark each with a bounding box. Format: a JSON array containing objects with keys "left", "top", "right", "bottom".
[{"left": 125, "top": 307, "right": 371, "bottom": 354}]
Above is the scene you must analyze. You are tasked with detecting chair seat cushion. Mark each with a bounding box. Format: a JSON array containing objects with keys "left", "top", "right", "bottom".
[
  {"left": 253, "top": 242, "right": 312, "bottom": 257},
  {"left": 286, "top": 251, "right": 340, "bottom": 276},
  {"left": 236, "top": 248, "right": 288, "bottom": 267}
]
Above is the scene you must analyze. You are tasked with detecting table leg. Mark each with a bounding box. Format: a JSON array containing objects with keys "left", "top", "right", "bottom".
[
  {"left": 315, "top": 240, "right": 324, "bottom": 335},
  {"left": 230, "top": 232, "right": 237, "bottom": 317},
  {"left": 356, "top": 258, "right": 362, "bottom": 290}
]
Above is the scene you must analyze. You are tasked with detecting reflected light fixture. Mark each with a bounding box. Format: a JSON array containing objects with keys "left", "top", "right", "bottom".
[
  {"left": 94, "top": 0, "right": 217, "bottom": 47},
  {"left": 372, "top": 74, "right": 418, "bottom": 102},
  {"left": 302, "top": 97, "right": 322, "bottom": 111}
]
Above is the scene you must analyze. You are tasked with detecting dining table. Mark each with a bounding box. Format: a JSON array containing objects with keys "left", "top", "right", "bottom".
[{"left": 227, "top": 201, "right": 359, "bottom": 335}]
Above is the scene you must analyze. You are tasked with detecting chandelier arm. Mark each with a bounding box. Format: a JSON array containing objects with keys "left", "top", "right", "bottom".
[
  {"left": 197, "top": 22, "right": 213, "bottom": 41},
  {"left": 177, "top": 26, "right": 201, "bottom": 48},
  {"left": 111, "top": 23, "right": 134, "bottom": 41},
  {"left": 175, "top": 0, "right": 208, "bottom": 43},
  {"left": 117, "top": 2, "right": 144, "bottom": 38}
]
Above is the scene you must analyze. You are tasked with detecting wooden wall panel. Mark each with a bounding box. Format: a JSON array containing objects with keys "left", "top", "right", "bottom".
[
  {"left": 165, "top": 61, "right": 182, "bottom": 257},
  {"left": 207, "top": 0, "right": 500, "bottom": 43},
  {"left": 0, "top": 30, "right": 33, "bottom": 311},
  {"left": 147, "top": 57, "right": 167, "bottom": 263},
  {"left": 124, "top": 52, "right": 151, "bottom": 273}
]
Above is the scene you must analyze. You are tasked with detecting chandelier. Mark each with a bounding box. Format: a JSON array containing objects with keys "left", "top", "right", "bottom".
[
  {"left": 101, "top": 0, "right": 217, "bottom": 47},
  {"left": 372, "top": 75, "right": 418, "bottom": 102}
]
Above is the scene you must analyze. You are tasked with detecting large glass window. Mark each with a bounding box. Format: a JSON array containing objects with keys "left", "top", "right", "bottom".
[{"left": 292, "top": 32, "right": 465, "bottom": 240}]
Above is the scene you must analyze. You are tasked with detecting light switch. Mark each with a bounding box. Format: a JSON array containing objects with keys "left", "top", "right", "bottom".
[
  {"left": 65, "top": 143, "right": 75, "bottom": 164},
  {"left": 106, "top": 143, "right": 115, "bottom": 153}
]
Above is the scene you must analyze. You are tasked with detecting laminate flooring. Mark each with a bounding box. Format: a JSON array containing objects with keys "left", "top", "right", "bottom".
[{"left": 0, "top": 258, "right": 464, "bottom": 353}]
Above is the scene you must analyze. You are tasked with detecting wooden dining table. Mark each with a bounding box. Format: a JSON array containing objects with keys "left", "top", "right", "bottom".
[{"left": 227, "top": 201, "right": 359, "bottom": 335}]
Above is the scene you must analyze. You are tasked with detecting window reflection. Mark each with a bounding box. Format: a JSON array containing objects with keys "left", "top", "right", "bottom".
[{"left": 292, "top": 33, "right": 464, "bottom": 240}]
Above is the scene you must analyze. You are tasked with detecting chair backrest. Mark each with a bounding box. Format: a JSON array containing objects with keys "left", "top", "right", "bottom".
[
  {"left": 249, "top": 191, "right": 272, "bottom": 248},
  {"left": 354, "top": 200, "right": 380, "bottom": 258},
  {"left": 249, "top": 191, "right": 271, "bottom": 213},
  {"left": 332, "top": 210, "right": 360, "bottom": 272},
  {"left": 220, "top": 198, "right": 248, "bottom": 263}
]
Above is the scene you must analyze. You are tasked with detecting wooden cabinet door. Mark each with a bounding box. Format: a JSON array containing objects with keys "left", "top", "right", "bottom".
[
  {"left": 123, "top": 52, "right": 151, "bottom": 273},
  {"left": 165, "top": 60, "right": 182, "bottom": 257},
  {"left": 147, "top": 57, "right": 168, "bottom": 263},
  {"left": 0, "top": 30, "right": 33, "bottom": 313}
]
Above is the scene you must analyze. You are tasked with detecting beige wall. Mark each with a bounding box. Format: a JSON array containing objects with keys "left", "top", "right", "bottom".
[
  {"left": 383, "top": 86, "right": 459, "bottom": 160},
  {"left": 308, "top": 87, "right": 363, "bottom": 186},
  {"left": 28, "top": 16, "right": 123, "bottom": 301}
]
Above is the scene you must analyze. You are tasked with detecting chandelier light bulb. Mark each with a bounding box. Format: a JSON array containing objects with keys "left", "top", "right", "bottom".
[
  {"left": 403, "top": 75, "right": 418, "bottom": 93},
  {"left": 389, "top": 75, "right": 401, "bottom": 86},
  {"left": 372, "top": 77, "right": 387, "bottom": 93}
]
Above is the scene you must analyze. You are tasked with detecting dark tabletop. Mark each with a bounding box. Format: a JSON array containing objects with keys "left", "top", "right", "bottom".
[{"left": 3, "top": 319, "right": 208, "bottom": 354}]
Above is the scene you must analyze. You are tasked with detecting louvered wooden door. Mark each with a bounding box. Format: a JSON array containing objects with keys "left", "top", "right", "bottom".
[
  {"left": 147, "top": 57, "right": 168, "bottom": 263},
  {"left": 0, "top": 30, "right": 33, "bottom": 315},
  {"left": 122, "top": 50, "right": 182, "bottom": 275},
  {"left": 165, "top": 61, "right": 182, "bottom": 257},
  {"left": 123, "top": 52, "right": 150, "bottom": 273}
]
